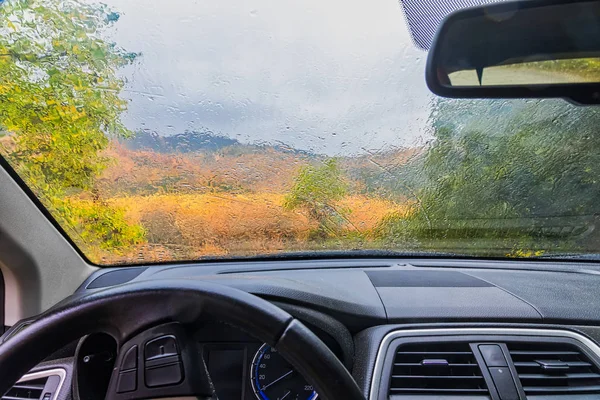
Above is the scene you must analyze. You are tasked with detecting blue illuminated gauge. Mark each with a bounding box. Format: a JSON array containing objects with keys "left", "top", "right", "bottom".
[{"left": 251, "top": 343, "right": 318, "bottom": 400}]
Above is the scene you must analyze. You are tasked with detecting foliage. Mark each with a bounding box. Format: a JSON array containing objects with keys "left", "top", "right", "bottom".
[
  {"left": 58, "top": 198, "right": 145, "bottom": 250},
  {"left": 0, "top": 0, "right": 144, "bottom": 258},
  {"left": 283, "top": 159, "right": 350, "bottom": 237},
  {"left": 512, "top": 58, "right": 600, "bottom": 80},
  {"left": 0, "top": 0, "right": 137, "bottom": 189},
  {"left": 378, "top": 98, "right": 600, "bottom": 255}
]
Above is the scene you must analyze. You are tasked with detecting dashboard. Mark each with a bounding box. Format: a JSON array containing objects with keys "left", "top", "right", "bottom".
[{"left": 4, "top": 257, "right": 600, "bottom": 400}]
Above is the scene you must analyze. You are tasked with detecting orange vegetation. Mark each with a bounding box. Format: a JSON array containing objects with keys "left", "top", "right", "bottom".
[
  {"left": 103, "top": 193, "right": 409, "bottom": 263},
  {"left": 339, "top": 196, "right": 412, "bottom": 231}
]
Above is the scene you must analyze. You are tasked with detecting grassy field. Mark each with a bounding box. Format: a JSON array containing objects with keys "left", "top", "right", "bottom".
[{"left": 90, "top": 192, "right": 410, "bottom": 264}]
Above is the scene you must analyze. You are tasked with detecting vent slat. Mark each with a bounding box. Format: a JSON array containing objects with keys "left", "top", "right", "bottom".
[
  {"left": 394, "top": 363, "right": 477, "bottom": 367},
  {"left": 519, "top": 373, "right": 600, "bottom": 380},
  {"left": 510, "top": 350, "right": 580, "bottom": 356},
  {"left": 392, "top": 375, "right": 484, "bottom": 379},
  {"left": 1, "top": 393, "right": 43, "bottom": 399},
  {"left": 2, "top": 393, "right": 43, "bottom": 400},
  {"left": 9, "top": 385, "right": 44, "bottom": 391},
  {"left": 390, "top": 388, "right": 489, "bottom": 393},
  {"left": 514, "top": 361, "right": 592, "bottom": 368},
  {"left": 523, "top": 385, "right": 600, "bottom": 394},
  {"left": 509, "top": 342, "right": 600, "bottom": 395},
  {"left": 390, "top": 342, "right": 488, "bottom": 396},
  {"left": 397, "top": 351, "right": 472, "bottom": 355}
]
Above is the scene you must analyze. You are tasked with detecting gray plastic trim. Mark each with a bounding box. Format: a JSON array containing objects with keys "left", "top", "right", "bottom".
[
  {"left": 16, "top": 368, "right": 67, "bottom": 400},
  {"left": 368, "top": 328, "right": 600, "bottom": 399},
  {"left": 0, "top": 163, "right": 97, "bottom": 323}
]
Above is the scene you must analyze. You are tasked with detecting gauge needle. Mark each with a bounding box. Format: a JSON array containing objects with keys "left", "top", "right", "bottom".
[
  {"left": 260, "top": 369, "right": 294, "bottom": 391},
  {"left": 280, "top": 390, "right": 291, "bottom": 400}
]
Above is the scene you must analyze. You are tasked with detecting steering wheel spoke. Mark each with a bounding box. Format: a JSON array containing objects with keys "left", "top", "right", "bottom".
[{"left": 105, "top": 322, "right": 214, "bottom": 400}]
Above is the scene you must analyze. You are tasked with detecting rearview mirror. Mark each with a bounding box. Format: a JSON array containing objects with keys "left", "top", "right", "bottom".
[{"left": 426, "top": 0, "right": 600, "bottom": 105}]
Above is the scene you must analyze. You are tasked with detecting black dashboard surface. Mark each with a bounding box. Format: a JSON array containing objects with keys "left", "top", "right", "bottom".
[{"left": 77, "top": 258, "right": 600, "bottom": 328}]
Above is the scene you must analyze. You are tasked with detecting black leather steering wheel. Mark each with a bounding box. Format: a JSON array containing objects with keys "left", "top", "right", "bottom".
[{"left": 0, "top": 279, "right": 365, "bottom": 400}]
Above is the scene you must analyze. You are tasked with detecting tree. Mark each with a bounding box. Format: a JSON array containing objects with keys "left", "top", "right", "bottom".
[
  {"left": 0, "top": 0, "right": 144, "bottom": 260},
  {"left": 284, "top": 159, "right": 349, "bottom": 238},
  {"left": 378, "top": 97, "right": 600, "bottom": 256}
]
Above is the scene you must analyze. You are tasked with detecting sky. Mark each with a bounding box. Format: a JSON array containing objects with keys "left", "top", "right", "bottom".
[{"left": 99, "top": 0, "right": 435, "bottom": 155}]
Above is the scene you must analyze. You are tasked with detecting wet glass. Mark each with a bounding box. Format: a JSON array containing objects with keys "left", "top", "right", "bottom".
[{"left": 0, "top": 0, "right": 598, "bottom": 265}]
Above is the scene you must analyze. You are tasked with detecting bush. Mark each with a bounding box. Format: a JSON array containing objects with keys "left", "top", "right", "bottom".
[
  {"left": 56, "top": 198, "right": 145, "bottom": 254},
  {"left": 284, "top": 159, "right": 349, "bottom": 237}
]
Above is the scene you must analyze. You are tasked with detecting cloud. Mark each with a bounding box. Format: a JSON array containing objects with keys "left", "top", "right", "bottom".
[{"left": 100, "top": 0, "right": 433, "bottom": 154}]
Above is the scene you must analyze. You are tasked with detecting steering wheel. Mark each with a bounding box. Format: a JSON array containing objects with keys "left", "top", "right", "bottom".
[{"left": 0, "top": 279, "right": 365, "bottom": 400}]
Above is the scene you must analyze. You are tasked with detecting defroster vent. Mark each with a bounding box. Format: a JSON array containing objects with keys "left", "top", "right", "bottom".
[{"left": 390, "top": 342, "right": 488, "bottom": 395}]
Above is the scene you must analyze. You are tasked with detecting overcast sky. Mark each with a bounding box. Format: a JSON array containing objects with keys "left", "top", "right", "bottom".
[{"left": 100, "top": 0, "right": 434, "bottom": 155}]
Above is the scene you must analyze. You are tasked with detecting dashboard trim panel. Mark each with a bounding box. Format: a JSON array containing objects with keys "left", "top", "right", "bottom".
[
  {"left": 17, "top": 368, "right": 67, "bottom": 400},
  {"left": 368, "top": 327, "right": 600, "bottom": 399}
]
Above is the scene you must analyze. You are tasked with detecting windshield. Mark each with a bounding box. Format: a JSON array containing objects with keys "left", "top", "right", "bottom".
[{"left": 1, "top": 0, "right": 599, "bottom": 265}]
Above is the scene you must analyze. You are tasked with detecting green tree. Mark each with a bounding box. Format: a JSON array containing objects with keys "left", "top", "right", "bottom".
[
  {"left": 379, "top": 98, "right": 600, "bottom": 256},
  {"left": 0, "top": 0, "right": 144, "bottom": 260},
  {"left": 284, "top": 159, "right": 349, "bottom": 237}
]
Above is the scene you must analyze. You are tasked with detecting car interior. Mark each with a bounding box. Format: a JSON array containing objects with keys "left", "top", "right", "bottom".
[{"left": 3, "top": 0, "right": 600, "bottom": 400}]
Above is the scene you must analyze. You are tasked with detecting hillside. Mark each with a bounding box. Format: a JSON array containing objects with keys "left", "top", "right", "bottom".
[
  {"left": 124, "top": 130, "right": 239, "bottom": 153},
  {"left": 101, "top": 132, "right": 420, "bottom": 197},
  {"left": 123, "top": 130, "right": 314, "bottom": 156}
]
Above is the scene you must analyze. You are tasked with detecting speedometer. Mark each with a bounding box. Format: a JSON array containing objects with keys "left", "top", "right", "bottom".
[{"left": 251, "top": 343, "right": 318, "bottom": 400}]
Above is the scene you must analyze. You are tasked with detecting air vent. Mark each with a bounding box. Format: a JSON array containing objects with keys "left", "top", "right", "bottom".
[
  {"left": 509, "top": 342, "right": 600, "bottom": 395},
  {"left": 2, "top": 378, "right": 47, "bottom": 400},
  {"left": 2, "top": 369, "right": 66, "bottom": 400},
  {"left": 389, "top": 342, "right": 488, "bottom": 395}
]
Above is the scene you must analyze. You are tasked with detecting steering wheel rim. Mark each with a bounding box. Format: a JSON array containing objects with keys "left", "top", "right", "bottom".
[{"left": 0, "top": 279, "right": 365, "bottom": 400}]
